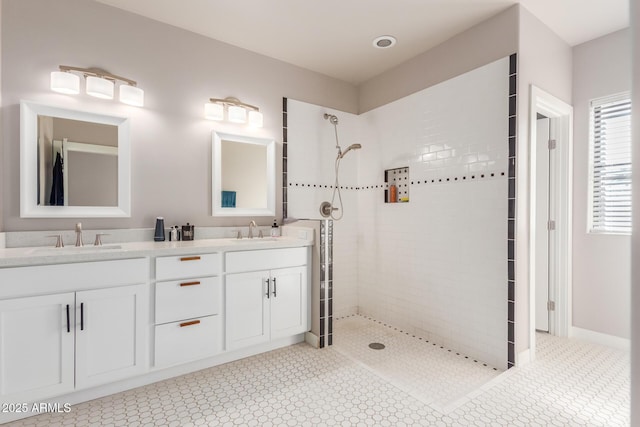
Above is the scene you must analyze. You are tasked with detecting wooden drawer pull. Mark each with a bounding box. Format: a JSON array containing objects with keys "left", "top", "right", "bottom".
[
  {"left": 180, "top": 281, "right": 201, "bottom": 287},
  {"left": 180, "top": 256, "right": 201, "bottom": 262},
  {"left": 179, "top": 320, "right": 201, "bottom": 328}
]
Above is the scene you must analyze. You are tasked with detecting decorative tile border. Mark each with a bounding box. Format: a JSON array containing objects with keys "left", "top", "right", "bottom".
[
  {"left": 287, "top": 169, "right": 507, "bottom": 192},
  {"left": 320, "top": 219, "right": 333, "bottom": 348},
  {"left": 507, "top": 53, "right": 517, "bottom": 369},
  {"left": 282, "top": 98, "right": 288, "bottom": 219}
]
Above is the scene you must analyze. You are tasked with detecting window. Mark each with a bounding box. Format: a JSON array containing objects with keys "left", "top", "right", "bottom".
[{"left": 589, "top": 92, "right": 632, "bottom": 234}]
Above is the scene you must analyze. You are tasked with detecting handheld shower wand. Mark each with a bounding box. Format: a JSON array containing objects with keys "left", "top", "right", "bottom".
[{"left": 338, "top": 144, "right": 362, "bottom": 159}]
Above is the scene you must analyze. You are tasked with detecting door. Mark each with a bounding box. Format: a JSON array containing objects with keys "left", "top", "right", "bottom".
[
  {"left": 225, "top": 270, "right": 270, "bottom": 350},
  {"left": 535, "top": 117, "right": 550, "bottom": 332},
  {"left": 75, "top": 284, "right": 148, "bottom": 388},
  {"left": 270, "top": 266, "right": 307, "bottom": 339},
  {"left": 0, "top": 293, "right": 75, "bottom": 402}
]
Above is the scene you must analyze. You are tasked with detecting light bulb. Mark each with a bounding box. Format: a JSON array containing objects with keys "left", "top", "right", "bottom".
[
  {"left": 228, "top": 105, "right": 247, "bottom": 123},
  {"left": 50, "top": 71, "right": 80, "bottom": 94},
  {"left": 86, "top": 76, "right": 114, "bottom": 99},
  {"left": 248, "top": 110, "right": 263, "bottom": 128},
  {"left": 205, "top": 102, "right": 224, "bottom": 120},
  {"left": 119, "top": 85, "right": 144, "bottom": 107}
]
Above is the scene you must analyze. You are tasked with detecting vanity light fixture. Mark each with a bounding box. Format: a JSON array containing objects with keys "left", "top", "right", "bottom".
[
  {"left": 205, "top": 97, "right": 263, "bottom": 128},
  {"left": 50, "top": 65, "right": 144, "bottom": 107}
]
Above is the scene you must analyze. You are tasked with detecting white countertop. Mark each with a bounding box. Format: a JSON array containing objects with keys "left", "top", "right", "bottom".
[{"left": 0, "top": 236, "right": 312, "bottom": 268}]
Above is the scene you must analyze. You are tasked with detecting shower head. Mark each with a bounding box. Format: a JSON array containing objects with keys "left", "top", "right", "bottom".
[
  {"left": 324, "top": 113, "right": 339, "bottom": 125},
  {"left": 338, "top": 143, "right": 362, "bottom": 159}
]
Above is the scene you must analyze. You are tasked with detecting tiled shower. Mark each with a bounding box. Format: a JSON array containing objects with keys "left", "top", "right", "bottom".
[{"left": 285, "top": 56, "right": 516, "bottom": 369}]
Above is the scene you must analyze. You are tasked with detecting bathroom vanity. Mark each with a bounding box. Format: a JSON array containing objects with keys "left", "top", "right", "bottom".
[{"left": 0, "top": 235, "right": 311, "bottom": 423}]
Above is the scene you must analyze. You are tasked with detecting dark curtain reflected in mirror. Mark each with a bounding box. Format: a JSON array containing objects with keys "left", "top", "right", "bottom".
[{"left": 37, "top": 116, "right": 118, "bottom": 207}]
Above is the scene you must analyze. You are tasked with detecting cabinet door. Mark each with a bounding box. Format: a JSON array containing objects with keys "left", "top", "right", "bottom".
[
  {"left": 75, "top": 284, "right": 148, "bottom": 389},
  {"left": 225, "top": 271, "right": 270, "bottom": 350},
  {"left": 0, "top": 293, "right": 75, "bottom": 403},
  {"left": 270, "top": 266, "right": 308, "bottom": 339}
]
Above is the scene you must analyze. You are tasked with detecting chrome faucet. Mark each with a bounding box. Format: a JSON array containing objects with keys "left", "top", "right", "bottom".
[
  {"left": 248, "top": 220, "right": 257, "bottom": 239},
  {"left": 75, "top": 222, "right": 84, "bottom": 247}
]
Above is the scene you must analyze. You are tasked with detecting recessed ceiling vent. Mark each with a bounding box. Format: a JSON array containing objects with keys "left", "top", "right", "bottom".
[{"left": 372, "top": 35, "right": 396, "bottom": 49}]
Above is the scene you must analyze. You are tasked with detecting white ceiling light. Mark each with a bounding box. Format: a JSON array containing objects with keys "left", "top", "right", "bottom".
[
  {"left": 372, "top": 35, "right": 397, "bottom": 49},
  {"left": 50, "top": 65, "right": 144, "bottom": 106}
]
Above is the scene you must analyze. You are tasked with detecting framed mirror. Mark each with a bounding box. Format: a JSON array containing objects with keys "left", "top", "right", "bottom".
[
  {"left": 212, "top": 130, "right": 275, "bottom": 217},
  {"left": 20, "top": 100, "right": 131, "bottom": 218}
]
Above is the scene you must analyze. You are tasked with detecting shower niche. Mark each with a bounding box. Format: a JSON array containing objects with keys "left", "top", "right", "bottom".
[{"left": 384, "top": 167, "right": 410, "bottom": 203}]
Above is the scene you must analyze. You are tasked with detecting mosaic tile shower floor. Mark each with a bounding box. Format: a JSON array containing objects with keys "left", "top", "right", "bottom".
[
  {"left": 7, "top": 315, "right": 629, "bottom": 426},
  {"left": 332, "top": 315, "right": 502, "bottom": 413}
]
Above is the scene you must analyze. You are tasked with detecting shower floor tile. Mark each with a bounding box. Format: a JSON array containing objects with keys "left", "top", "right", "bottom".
[
  {"left": 5, "top": 318, "right": 629, "bottom": 426},
  {"left": 332, "top": 315, "right": 502, "bottom": 412}
]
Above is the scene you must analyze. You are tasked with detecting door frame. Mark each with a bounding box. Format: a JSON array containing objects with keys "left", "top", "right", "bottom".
[{"left": 528, "top": 85, "right": 573, "bottom": 360}]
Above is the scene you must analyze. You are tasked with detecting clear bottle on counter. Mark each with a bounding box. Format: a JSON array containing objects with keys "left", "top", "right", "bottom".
[{"left": 271, "top": 219, "right": 280, "bottom": 237}]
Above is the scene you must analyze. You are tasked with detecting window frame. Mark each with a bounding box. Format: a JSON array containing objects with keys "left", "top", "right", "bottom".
[{"left": 587, "top": 91, "right": 632, "bottom": 235}]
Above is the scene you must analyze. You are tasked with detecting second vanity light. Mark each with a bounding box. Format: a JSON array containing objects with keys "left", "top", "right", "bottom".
[
  {"left": 50, "top": 65, "right": 145, "bottom": 107},
  {"left": 205, "top": 96, "right": 263, "bottom": 127}
]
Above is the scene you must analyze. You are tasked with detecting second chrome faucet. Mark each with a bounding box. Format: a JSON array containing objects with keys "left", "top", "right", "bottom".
[
  {"left": 248, "top": 220, "right": 257, "bottom": 239},
  {"left": 75, "top": 222, "right": 84, "bottom": 247}
]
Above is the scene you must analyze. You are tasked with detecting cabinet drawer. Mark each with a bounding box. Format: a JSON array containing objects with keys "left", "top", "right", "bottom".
[
  {"left": 155, "top": 277, "right": 220, "bottom": 324},
  {"left": 225, "top": 247, "right": 307, "bottom": 273},
  {"left": 154, "top": 315, "right": 221, "bottom": 367},
  {"left": 0, "top": 258, "right": 148, "bottom": 299},
  {"left": 155, "top": 253, "right": 220, "bottom": 281}
]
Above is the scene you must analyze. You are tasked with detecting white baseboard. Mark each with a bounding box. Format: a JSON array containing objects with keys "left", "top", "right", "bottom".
[
  {"left": 517, "top": 349, "right": 531, "bottom": 366},
  {"left": 570, "top": 326, "right": 630, "bottom": 351},
  {"left": 0, "top": 232, "right": 5, "bottom": 249},
  {"left": 305, "top": 331, "right": 319, "bottom": 348}
]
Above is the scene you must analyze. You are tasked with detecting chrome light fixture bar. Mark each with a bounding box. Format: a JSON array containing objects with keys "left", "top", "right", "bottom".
[
  {"left": 205, "top": 96, "right": 263, "bottom": 127},
  {"left": 50, "top": 65, "right": 144, "bottom": 107}
]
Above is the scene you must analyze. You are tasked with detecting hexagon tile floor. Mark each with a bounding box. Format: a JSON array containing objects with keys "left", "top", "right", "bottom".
[{"left": 6, "top": 314, "right": 629, "bottom": 426}]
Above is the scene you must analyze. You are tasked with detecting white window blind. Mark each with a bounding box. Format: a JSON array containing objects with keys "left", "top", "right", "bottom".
[{"left": 589, "top": 92, "right": 632, "bottom": 234}]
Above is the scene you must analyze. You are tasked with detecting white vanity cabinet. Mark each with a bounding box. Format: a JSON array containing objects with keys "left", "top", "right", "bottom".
[
  {"left": 153, "top": 253, "right": 223, "bottom": 368},
  {"left": 0, "top": 259, "right": 148, "bottom": 404},
  {"left": 0, "top": 238, "right": 312, "bottom": 423},
  {"left": 225, "top": 248, "right": 308, "bottom": 351},
  {"left": 74, "top": 284, "right": 148, "bottom": 389},
  {"left": 0, "top": 293, "right": 75, "bottom": 402}
]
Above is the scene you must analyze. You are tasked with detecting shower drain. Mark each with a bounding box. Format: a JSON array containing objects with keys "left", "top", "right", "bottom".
[{"left": 368, "top": 342, "right": 385, "bottom": 350}]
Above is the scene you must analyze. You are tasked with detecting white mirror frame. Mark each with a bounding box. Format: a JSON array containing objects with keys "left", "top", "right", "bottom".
[
  {"left": 212, "top": 130, "right": 275, "bottom": 217},
  {"left": 20, "top": 100, "right": 131, "bottom": 218}
]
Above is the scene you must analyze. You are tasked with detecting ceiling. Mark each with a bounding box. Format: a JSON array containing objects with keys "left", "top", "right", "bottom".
[{"left": 95, "top": 0, "right": 629, "bottom": 85}]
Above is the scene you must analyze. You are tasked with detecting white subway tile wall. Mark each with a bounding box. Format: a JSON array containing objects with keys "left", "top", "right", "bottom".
[{"left": 287, "top": 56, "right": 510, "bottom": 368}]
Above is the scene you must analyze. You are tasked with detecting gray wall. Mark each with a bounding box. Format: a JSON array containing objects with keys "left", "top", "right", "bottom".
[
  {"left": 0, "top": 0, "right": 3, "bottom": 233},
  {"left": 631, "top": 1, "right": 639, "bottom": 423},
  {"left": 572, "top": 29, "right": 631, "bottom": 339},
  {"left": 516, "top": 6, "right": 573, "bottom": 354},
  {"left": 1, "top": 0, "right": 358, "bottom": 231},
  {"left": 358, "top": 5, "right": 519, "bottom": 113}
]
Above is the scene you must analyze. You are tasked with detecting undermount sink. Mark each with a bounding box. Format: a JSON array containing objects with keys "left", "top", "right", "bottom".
[{"left": 29, "top": 244, "right": 123, "bottom": 255}]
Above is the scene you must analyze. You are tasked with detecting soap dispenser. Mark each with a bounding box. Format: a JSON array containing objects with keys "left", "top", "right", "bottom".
[{"left": 270, "top": 219, "right": 280, "bottom": 237}]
